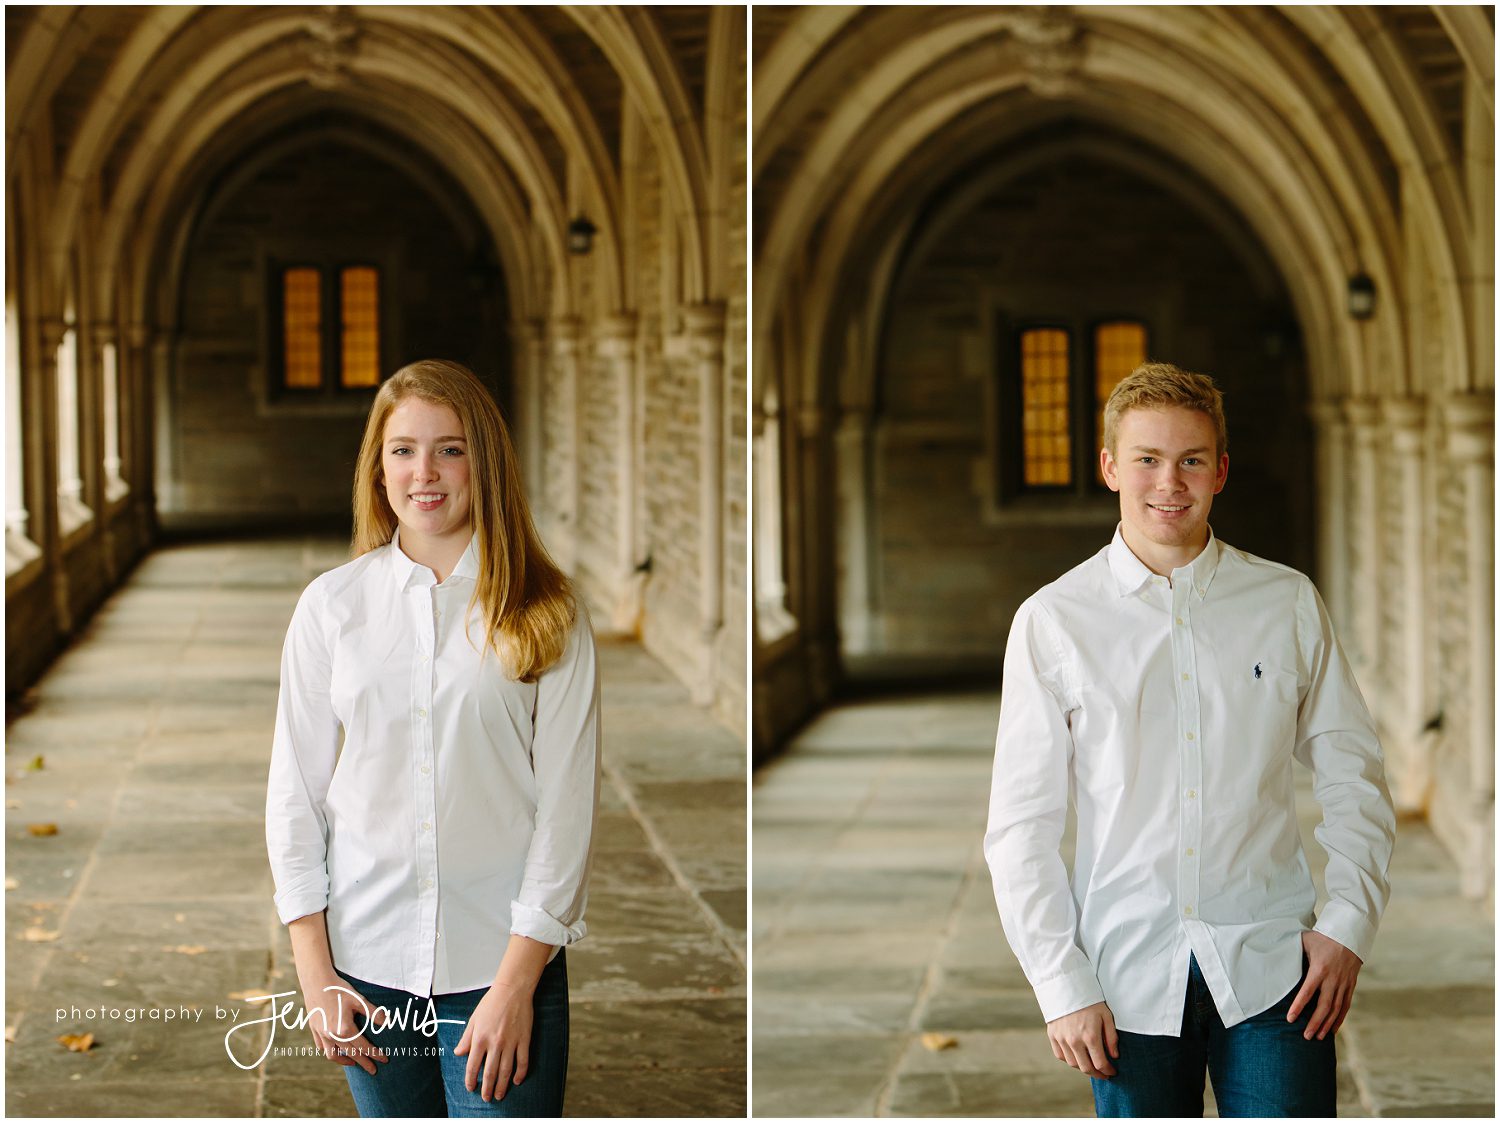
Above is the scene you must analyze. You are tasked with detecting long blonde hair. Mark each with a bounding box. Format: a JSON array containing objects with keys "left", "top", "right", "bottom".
[{"left": 351, "top": 360, "right": 575, "bottom": 682}]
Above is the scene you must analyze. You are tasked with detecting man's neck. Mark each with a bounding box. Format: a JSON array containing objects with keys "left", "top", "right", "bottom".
[{"left": 1119, "top": 523, "right": 1209, "bottom": 581}]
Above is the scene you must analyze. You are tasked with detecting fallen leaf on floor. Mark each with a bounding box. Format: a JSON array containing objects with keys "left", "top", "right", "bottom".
[
  {"left": 102, "top": 979, "right": 119, "bottom": 988},
  {"left": 64, "top": 798, "right": 77, "bottom": 809},
  {"left": 921, "top": 1032, "right": 958, "bottom": 1051},
  {"left": 21, "top": 928, "right": 59, "bottom": 942},
  {"left": 57, "top": 1033, "right": 95, "bottom": 1053},
  {"left": 25, "top": 755, "right": 44, "bottom": 772},
  {"left": 227, "top": 990, "right": 274, "bottom": 1005},
  {"left": 5, "top": 800, "right": 19, "bottom": 809},
  {"left": 4, "top": 1026, "right": 15, "bottom": 1043},
  {"left": 4, "top": 878, "right": 17, "bottom": 891},
  {"left": 164, "top": 945, "right": 207, "bottom": 955},
  {"left": 25, "top": 823, "right": 58, "bottom": 836},
  {"left": 174, "top": 913, "right": 186, "bottom": 923}
]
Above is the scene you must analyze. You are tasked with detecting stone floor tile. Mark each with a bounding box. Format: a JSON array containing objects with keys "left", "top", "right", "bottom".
[
  {"left": 751, "top": 1069, "right": 883, "bottom": 1117},
  {"left": 7, "top": 1079, "right": 259, "bottom": 1117}
]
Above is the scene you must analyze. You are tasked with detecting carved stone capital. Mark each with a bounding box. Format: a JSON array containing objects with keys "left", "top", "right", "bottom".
[
  {"left": 1306, "top": 398, "right": 1348, "bottom": 432},
  {"left": 596, "top": 312, "right": 637, "bottom": 358},
  {"left": 1445, "top": 392, "right": 1494, "bottom": 465},
  {"left": 1382, "top": 396, "right": 1426, "bottom": 455},
  {"left": 90, "top": 321, "right": 118, "bottom": 346},
  {"left": 1342, "top": 396, "right": 1383, "bottom": 438},
  {"left": 37, "top": 318, "right": 68, "bottom": 354},
  {"left": 126, "top": 323, "right": 152, "bottom": 349},
  {"left": 550, "top": 316, "right": 583, "bottom": 355}
]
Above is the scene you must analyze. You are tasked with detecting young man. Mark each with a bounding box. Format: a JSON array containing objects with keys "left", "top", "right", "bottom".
[{"left": 984, "top": 363, "right": 1394, "bottom": 1117}]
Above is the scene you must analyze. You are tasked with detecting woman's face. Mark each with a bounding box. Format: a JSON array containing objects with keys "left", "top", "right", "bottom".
[{"left": 380, "top": 397, "right": 473, "bottom": 546}]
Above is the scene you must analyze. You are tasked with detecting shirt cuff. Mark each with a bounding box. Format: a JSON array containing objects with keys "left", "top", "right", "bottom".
[
  {"left": 1313, "top": 899, "right": 1378, "bottom": 962},
  {"left": 509, "top": 900, "right": 587, "bottom": 946},
  {"left": 273, "top": 869, "right": 330, "bottom": 925},
  {"left": 1033, "top": 965, "right": 1107, "bottom": 1023}
]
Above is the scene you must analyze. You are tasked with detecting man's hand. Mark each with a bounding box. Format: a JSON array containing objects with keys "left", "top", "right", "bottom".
[
  {"left": 1046, "top": 1001, "right": 1119, "bottom": 1078},
  {"left": 1288, "top": 930, "right": 1362, "bottom": 1040}
]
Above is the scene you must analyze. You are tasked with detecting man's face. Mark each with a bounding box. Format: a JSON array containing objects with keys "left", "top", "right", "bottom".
[{"left": 1101, "top": 406, "right": 1228, "bottom": 554}]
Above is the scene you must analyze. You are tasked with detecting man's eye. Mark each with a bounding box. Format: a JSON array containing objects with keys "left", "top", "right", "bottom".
[
  {"left": 1183, "top": 458, "right": 1201, "bottom": 466},
  {"left": 1139, "top": 457, "right": 1155, "bottom": 465}
]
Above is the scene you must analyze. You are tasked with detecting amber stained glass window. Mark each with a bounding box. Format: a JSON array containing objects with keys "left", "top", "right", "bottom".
[
  {"left": 1094, "top": 321, "right": 1148, "bottom": 483},
  {"left": 1021, "top": 328, "right": 1071, "bottom": 486},
  {"left": 340, "top": 266, "right": 380, "bottom": 388},
  {"left": 282, "top": 268, "right": 322, "bottom": 388}
]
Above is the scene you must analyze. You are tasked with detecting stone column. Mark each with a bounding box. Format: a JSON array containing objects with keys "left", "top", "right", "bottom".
[
  {"left": 89, "top": 322, "right": 119, "bottom": 578},
  {"left": 1382, "top": 396, "right": 1430, "bottom": 812},
  {"left": 834, "top": 406, "right": 873, "bottom": 655},
  {"left": 797, "top": 401, "right": 837, "bottom": 701},
  {"left": 151, "top": 331, "right": 174, "bottom": 517},
  {"left": 1445, "top": 393, "right": 1493, "bottom": 900},
  {"left": 125, "top": 323, "right": 155, "bottom": 541},
  {"left": 1342, "top": 397, "right": 1382, "bottom": 689},
  {"left": 597, "top": 312, "right": 642, "bottom": 632},
  {"left": 683, "top": 302, "right": 726, "bottom": 705},
  {"left": 37, "top": 318, "right": 73, "bottom": 631},
  {"left": 511, "top": 318, "right": 547, "bottom": 503},
  {"left": 1306, "top": 399, "right": 1350, "bottom": 634},
  {"left": 549, "top": 316, "right": 582, "bottom": 571}
]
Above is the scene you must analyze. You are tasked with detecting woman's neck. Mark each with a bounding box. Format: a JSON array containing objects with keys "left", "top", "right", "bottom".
[{"left": 397, "top": 526, "right": 469, "bottom": 584}]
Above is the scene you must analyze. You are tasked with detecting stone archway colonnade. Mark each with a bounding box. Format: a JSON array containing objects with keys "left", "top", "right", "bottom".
[{"left": 751, "top": 6, "right": 1494, "bottom": 897}]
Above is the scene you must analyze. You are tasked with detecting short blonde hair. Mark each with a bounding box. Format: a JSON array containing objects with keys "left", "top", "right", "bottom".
[
  {"left": 1103, "top": 362, "right": 1227, "bottom": 459},
  {"left": 351, "top": 360, "right": 575, "bottom": 682}
]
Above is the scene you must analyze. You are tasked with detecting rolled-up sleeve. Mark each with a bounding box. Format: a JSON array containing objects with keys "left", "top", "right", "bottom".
[
  {"left": 1293, "top": 579, "right": 1396, "bottom": 962},
  {"left": 265, "top": 581, "right": 341, "bottom": 925},
  {"left": 984, "top": 597, "right": 1105, "bottom": 1023},
  {"left": 510, "top": 606, "right": 602, "bottom": 946}
]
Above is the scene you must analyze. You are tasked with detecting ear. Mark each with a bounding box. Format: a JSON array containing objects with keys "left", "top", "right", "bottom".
[
  {"left": 1100, "top": 446, "right": 1121, "bottom": 492},
  {"left": 1213, "top": 452, "right": 1229, "bottom": 494}
]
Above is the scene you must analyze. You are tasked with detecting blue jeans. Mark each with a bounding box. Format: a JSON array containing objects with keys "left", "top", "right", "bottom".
[
  {"left": 336, "top": 951, "right": 568, "bottom": 1118},
  {"left": 1092, "top": 954, "right": 1335, "bottom": 1117}
]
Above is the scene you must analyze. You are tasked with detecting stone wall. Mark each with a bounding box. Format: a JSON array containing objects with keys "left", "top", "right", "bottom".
[{"left": 864, "top": 150, "right": 1309, "bottom": 662}]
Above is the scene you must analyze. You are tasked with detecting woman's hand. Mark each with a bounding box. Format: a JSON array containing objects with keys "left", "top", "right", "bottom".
[
  {"left": 301, "top": 972, "right": 390, "bottom": 1075},
  {"left": 453, "top": 979, "right": 534, "bottom": 1102}
]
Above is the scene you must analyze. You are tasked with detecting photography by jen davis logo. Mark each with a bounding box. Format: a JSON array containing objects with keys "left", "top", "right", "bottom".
[{"left": 222, "top": 985, "right": 465, "bottom": 1070}]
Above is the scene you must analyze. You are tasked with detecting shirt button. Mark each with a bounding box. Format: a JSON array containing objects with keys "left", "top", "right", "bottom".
[
  {"left": 421, "top": 764, "right": 431, "bottom": 775},
  {"left": 1184, "top": 906, "right": 1194, "bottom": 916},
  {"left": 1185, "top": 848, "right": 1195, "bottom": 856},
  {"left": 422, "top": 878, "right": 434, "bottom": 889},
  {"left": 421, "top": 654, "right": 429, "bottom": 664},
  {"left": 1175, "top": 616, "right": 1185, "bottom": 626},
  {"left": 1186, "top": 789, "right": 1197, "bottom": 799},
  {"left": 1185, "top": 731, "right": 1195, "bottom": 741},
  {"left": 421, "top": 821, "right": 432, "bottom": 831},
  {"left": 417, "top": 707, "right": 427, "bottom": 717},
  {"left": 1181, "top": 673, "right": 1190, "bottom": 681}
]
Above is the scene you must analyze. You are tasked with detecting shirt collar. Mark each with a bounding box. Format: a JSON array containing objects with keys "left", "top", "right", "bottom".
[
  {"left": 389, "top": 527, "right": 480, "bottom": 590},
  {"left": 1106, "top": 524, "right": 1221, "bottom": 601}
]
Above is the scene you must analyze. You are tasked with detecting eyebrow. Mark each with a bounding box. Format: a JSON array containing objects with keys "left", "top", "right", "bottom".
[
  {"left": 385, "top": 435, "right": 467, "bottom": 443},
  {"left": 1131, "top": 446, "right": 1211, "bottom": 456}
]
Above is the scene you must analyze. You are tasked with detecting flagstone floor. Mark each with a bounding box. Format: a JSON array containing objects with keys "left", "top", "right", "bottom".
[
  {"left": 752, "top": 689, "right": 1494, "bottom": 1118},
  {"left": 6, "top": 534, "right": 746, "bottom": 1117}
]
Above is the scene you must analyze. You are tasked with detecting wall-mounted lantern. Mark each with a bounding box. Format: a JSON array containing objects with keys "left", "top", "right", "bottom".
[
  {"left": 567, "top": 216, "right": 597, "bottom": 255},
  {"left": 1347, "top": 273, "right": 1376, "bottom": 320}
]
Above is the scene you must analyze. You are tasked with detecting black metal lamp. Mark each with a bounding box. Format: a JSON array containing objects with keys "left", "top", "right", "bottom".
[
  {"left": 567, "top": 216, "right": 597, "bottom": 255},
  {"left": 1347, "top": 273, "right": 1375, "bottom": 320}
]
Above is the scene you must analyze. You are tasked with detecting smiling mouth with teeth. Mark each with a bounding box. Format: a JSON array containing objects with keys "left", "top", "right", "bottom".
[{"left": 1150, "top": 504, "right": 1189, "bottom": 511}]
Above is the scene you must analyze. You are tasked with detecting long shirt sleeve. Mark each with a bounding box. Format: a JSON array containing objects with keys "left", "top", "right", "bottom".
[
  {"left": 985, "top": 597, "right": 1107, "bottom": 1023},
  {"left": 1294, "top": 580, "right": 1396, "bottom": 961},
  {"left": 265, "top": 581, "right": 340, "bottom": 925},
  {"left": 509, "top": 608, "right": 603, "bottom": 945}
]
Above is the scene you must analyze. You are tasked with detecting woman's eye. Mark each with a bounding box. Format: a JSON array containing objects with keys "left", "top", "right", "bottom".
[{"left": 441, "top": 447, "right": 465, "bottom": 456}]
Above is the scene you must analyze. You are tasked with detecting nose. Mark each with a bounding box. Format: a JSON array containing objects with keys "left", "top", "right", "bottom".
[
  {"left": 414, "top": 452, "right": 440, "bottom": 481},
  {"left": 1158, "top": 463, "right": 1185, "bottom": 491}
]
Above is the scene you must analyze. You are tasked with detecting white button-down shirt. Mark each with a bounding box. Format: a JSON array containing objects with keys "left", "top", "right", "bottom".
[
  {"left": 984, "top": 528, "right": 1394, "bottom": 1035},
  {"left": 266, "top": 530, "right": 602, "bottom": 996}
]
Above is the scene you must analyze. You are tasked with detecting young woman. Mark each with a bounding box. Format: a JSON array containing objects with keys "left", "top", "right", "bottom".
[{"left": 266, "top": 359, "right": 600, "bottom": 1117}]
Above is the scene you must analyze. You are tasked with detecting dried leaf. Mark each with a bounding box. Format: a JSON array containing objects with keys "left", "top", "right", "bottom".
[
  {"left": 102, "top": 979, "right": 119, "bottom": 988},
  {"left": 174, "top": 913, "right": 186, "bottom": 924},
  {"left": 57, "top": 1033, "right": 95, "bottom": 1053},
  {"left": 164, "top": 945, "right": 207, "bottom": 955},
  {"left": 26, "top": 823, "right": 58, "bottom": 837},
  {"left": 5, "top": 800, "right": 19, "bottom": 809},
  {"left": 920, "top": 1032, "right": 958, "bottom": 1052},
  {"left": 4, "top": 878, "right": 17, "bottom": 891},
  {"left": 21, "top": 928, "right": 59, "bottom": 942},
  {"left": 25, "top": 755, "right": 44, "bottom": 772},
  {"left": 64, "top": 798, "right": 77, "bottom": 809},
  {"left": 4, "top": 1026, "right": 15, "bottom": 1043},
  {"left": 227, "top": 990, "right": 274, "bottom": 1005}
]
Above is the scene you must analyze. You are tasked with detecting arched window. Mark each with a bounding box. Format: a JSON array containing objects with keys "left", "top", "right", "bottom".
[{"left": 275, "top": 263, "right": 383, "bottom": 394}]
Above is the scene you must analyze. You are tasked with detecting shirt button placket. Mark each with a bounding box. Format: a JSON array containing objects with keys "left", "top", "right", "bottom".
[
  {"left": 1174, "top": 577, "right": 1201, "bottom": 926},
  {"left": 417, "top": 586, "right": 439, "bottom": 982}
]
